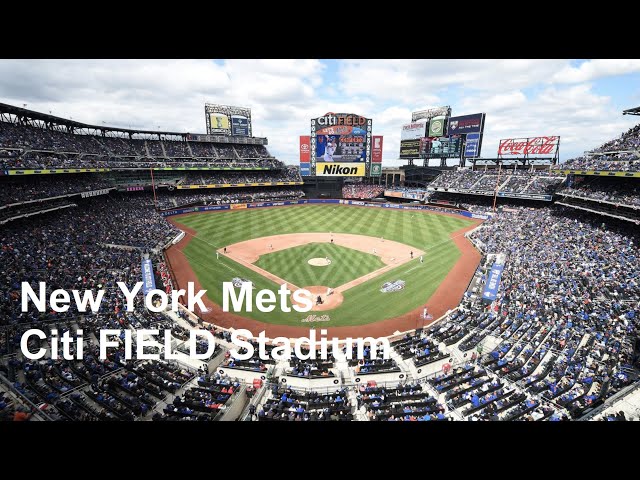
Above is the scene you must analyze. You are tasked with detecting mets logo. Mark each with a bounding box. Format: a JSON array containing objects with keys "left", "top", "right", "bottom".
[
  {"left": 231, "top": 277, "right": 252, "bottom": 288},
  {"left": 301, "top": 314, "right": 331, "bottom": 323},
  {"left": 380, "top": 280, "right": 406, "bottom": 293}
]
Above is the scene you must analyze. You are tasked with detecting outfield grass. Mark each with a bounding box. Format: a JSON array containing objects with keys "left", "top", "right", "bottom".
[
  {"left": 173, "top": 204, "right": 475, "bottom": 326},
  {"left": 254, "top": 242, "right": 385, "bottom": 288}
]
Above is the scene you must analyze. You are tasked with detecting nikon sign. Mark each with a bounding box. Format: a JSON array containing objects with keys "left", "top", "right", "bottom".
[{"left": 316, "top": 162, "right": 366, "bottom": 176}]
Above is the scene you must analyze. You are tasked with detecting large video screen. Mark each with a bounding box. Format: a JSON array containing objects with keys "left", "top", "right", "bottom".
[
  {"left": 205, "top": 104, "right": 252, "bottom": 136},
  {"left": 420, "top": 135, "right": 463, "bottom": 158},
  {"left": 399, "top": 121, "right": 427, "bottom": 159},
  {"left": 310, "top": 113, "right": 372, "bottom": 176}
]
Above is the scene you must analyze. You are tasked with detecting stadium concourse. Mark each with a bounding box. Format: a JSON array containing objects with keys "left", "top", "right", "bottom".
[{"left": 1, "top": 107, "right": 640, "bottom": 422}]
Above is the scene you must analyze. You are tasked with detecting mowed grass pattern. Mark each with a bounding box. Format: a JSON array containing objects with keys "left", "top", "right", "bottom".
[
  {"left": 174, "top": 205, "right": 475, "bottom": 326},
  {"left": 254, "top": 242, "right": 385, "bottom": 288}
]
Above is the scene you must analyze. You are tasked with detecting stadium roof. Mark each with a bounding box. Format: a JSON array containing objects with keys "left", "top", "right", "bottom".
[
  {"left": 622, "top": 106, "right": 640, "bottom": 116},
  {"left": 0, "top": 102, "right": 191, "bottom": 136}
]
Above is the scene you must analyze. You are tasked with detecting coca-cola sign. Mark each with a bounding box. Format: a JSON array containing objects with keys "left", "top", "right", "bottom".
[{"left": 498, "top": 136, "right": 560, "bottom": 156}]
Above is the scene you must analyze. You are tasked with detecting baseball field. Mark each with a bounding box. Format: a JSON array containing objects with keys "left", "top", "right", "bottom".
[{"left": 166, "top": 204, "right": 480, "bottom": 335}]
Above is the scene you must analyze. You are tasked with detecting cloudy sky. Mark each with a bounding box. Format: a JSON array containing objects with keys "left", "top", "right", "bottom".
[{"left": 1, "top": 59, "right": 639, "bottom": 166}]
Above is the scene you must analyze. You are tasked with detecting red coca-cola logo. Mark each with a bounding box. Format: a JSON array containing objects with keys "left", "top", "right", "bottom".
[{"left": 498, "top": 136, "right": 559, "bottom": 155}]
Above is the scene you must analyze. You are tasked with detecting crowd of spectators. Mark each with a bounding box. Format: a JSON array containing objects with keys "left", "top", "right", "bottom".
[
  {"left": 193, "top": 168, "right": 301, "bottom": 185},
  {"left": 0, "top": 193, "right": 178, "bottom": 328},
  {"left": 258, "top": 386, "right": 353, "bottom": 421},
  {"left": 429, "top": 169, "right": 480, "bottom": 189},
  {"left": 429, "top": 169, "right": 565, "bottom": 195},
  {"left": 557, "top": 179, "right": 640, "bottom": 208},
  {"left": 0, "top": 174, "right": 113, "bottom": 206},
  {"left": 591, "top": 124, "right": 640, "bottom": 153},
  {"left": 155, "top": 187, "right": 304, "bottom": 210},
  {"left": 462, "top": 206, "right": 640, "bottom": 417},
  {"left": 342, "top": 183, "right": 384, "bottom": 199},
  {"left": 0, "top": 120, "right": 280, "bottom": 169},
  {"left": 557, "top": 153, "right": 640, "bottom": 172}
]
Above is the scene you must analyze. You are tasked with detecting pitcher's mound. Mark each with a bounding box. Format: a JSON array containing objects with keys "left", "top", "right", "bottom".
[{"left": 308, "top": 257, "right": 331, "bottom": 266}]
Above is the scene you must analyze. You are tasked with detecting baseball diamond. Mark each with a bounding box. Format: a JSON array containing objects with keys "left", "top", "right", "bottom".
[{"left": 166, "top": 204, "right": 480, "bottom": 336}]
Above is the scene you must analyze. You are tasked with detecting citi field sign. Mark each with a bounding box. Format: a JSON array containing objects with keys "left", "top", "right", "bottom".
[{"left": 316, "top": 112, "right": 367, "bottom": 127}]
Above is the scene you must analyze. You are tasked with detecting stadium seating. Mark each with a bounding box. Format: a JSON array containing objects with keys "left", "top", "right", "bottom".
[{"left": 0, "top": 120, "right": 278, "bottom": 169}]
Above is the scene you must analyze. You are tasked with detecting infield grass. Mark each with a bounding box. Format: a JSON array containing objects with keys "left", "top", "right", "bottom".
[
  {"left": 254, "top": 242, "right": 385, "bottom": 288},
  {"left": 172, "top": 204, "right": 475, "bottom": 327}
]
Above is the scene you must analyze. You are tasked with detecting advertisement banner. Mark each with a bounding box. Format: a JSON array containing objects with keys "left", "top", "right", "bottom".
[
  {"left": 315, "top": 162, "right": 366, "bottom": 176},
  {"left": 231, "top": 116, "right": 249, "bottom": 136},
  {"left": 560, "top": 169, "right": 640, "bottom": 178},
  {"left": 464, "top": 133, "right": 481, "bottom": 158},
  {"left": 80, "top": 188, "right": 111, "bottom": 198},
  {"left": 299, "top": 163, "right": 311, "bottom": 176},
  {"left": 176, "top": 182, "right": 302, "bottom": 189},
  {"left": 482, "top": 261, "right": 504, "bottom": 302},
  {"left": 385, "top": 191, "right": 404, "bottom": 198},
  {"left": 497, "top": 192, "right": 553, "bottom": 201},
  {"left": 498, "top": 136, "right": 560, "bottom": 156},
  {"left": 428, "top": 116, "right": 447, "bottom": 137},
  {"left": 230, "top": 203, "right": 248, "bottom": 210},
  {"left": 141, "top": 259, "right": 156, "bottom": 296},
  {"left": 7, "top": 168, "right": 110, "bottom": 175},
  {"left": 371, "top": 135, "right": 383, "bottom": 162},
  {"left": 370, "top": 163, "right": 382, "bottom": 176},
  {"left": 154, "top": 167, "right": 270, "bottom": 171},
  {"left": 299, "top": 135, "right": 311, "bottom": 162},
  {"left": 400, "top": 139, "right": 421, "bottom": 159},
  {"left": 447, "top": 113, "right": 484, "bottom": 135},
  {"left": 159, "top": 198, "right": 492, "bottom": 219},
  {"left": 400, "top": 122, "right": 427, "bottom": 140}
]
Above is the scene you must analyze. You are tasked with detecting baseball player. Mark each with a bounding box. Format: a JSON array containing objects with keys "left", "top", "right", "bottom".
[
  {"left": 216, "top": 251, "right": 219, "bottom": 260},
  {"left": 324, "top": 136, "right": 336, "bottom": 162},
  {"left": 420, "top": 255, "right": 424, "bottom": 263}
]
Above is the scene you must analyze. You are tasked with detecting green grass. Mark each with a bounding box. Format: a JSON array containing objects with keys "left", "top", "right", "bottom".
[
  {"left": 173, "top": 204, "right": 475, "bottom": 327},
  {"left": 254, "top": 242, "right": 385, "bottom": 289}
]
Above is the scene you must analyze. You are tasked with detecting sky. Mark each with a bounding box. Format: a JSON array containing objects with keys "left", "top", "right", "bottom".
[{"left": 1, "top": 59, "right": 639, "bottom": 166}]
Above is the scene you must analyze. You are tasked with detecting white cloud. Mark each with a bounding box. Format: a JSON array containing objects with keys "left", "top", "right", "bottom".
[
  {"left": 551, "top": 59, "right": 640, "bottom": 84},
  {"left": 0, "top": 59, "right": 637, "bottom": 167},
  {"left": 338, "top": 59, "right": 569, "bottom": 100},
  {"left": 455, "top": 84, "right": 637, "bottom": 163}
]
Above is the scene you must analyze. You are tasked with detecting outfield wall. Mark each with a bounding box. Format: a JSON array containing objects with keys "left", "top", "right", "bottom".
[{"left": 159, "top": 198, "right": 491, "bottom": 220}]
